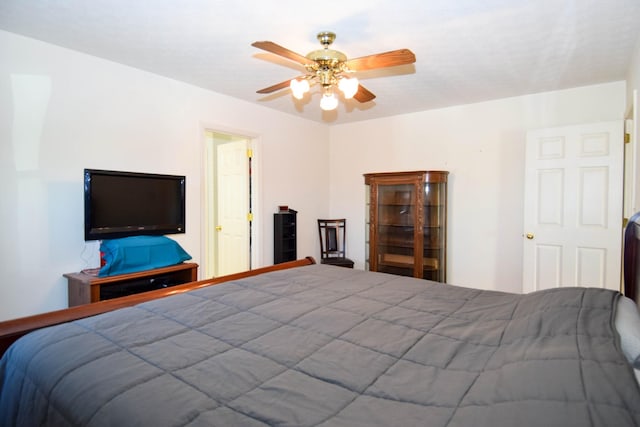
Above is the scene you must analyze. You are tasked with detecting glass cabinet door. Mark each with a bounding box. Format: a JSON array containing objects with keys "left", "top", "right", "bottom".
[
  {"left": 365, "top": 185, "right": 370, "bottom": 271},
  {"left": 422, "top": 180, "right": 446, "bottom": 281},
  {"left": 374, "top": 183, "right": 418, "bottom": 277}
]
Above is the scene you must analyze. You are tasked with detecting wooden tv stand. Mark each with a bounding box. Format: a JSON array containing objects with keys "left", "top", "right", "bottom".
[{"left": 64, "top": 263, "right": 198, "bottom": 307}]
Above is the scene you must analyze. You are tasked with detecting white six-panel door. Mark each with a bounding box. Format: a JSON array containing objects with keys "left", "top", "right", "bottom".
[
  {"left": 522, "top": 121, "right": 624, "bottom": 293},
  {"left": 216, "top": 139, "right": 250, "bottom": 276}
]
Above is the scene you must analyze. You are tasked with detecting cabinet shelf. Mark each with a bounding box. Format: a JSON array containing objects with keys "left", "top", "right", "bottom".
[
  {"left": 364, "top": 171, "right": 448, "bottom": 281},
  {"left": 378, "top": 253, "right": 439, "bottom": 270}
]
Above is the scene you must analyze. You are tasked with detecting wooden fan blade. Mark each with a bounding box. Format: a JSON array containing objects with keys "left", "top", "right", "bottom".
[
  {"left": 251, "top": 41, "right": 316, "bottom": 66},
  {"left": 353, "top": 84, "right": 376, "bottom": 103},
  {"left": 345, "top": 49, "right": 416, "bottom": 71},
  {"left": 256, "top": 75, "right": 309, "bottom": 94},
  {"left": 256, "top": 79, "right": 293, "bottom": 94}
]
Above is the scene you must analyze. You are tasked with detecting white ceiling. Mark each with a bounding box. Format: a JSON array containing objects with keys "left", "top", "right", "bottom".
[{"left": 1, "top": 0, "right": 639, "bottom": 125}]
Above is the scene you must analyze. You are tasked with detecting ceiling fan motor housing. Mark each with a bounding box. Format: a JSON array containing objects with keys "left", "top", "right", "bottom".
[
  {"left": 306, "top": 33, "right": 349, "bottom": 86},
  {"left": 305, "top": 50, "right": 347, "bottom": 86}
]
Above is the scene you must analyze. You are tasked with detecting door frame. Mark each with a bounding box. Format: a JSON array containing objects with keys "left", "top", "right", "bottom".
[
  {"left": 201, "top": 125, "right": 261, "bottom": 278},
  {"left": 624, "top": 89, "right": 638, "bottom": 219}
]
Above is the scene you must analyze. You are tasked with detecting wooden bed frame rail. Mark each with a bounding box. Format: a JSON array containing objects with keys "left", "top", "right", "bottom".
[{"left": 0, "top": 257, "right": 316, "bottom": 357}]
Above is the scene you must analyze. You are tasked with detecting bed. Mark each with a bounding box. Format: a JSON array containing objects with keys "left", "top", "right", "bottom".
[{"left": 1, "top": 245, "right": 640, "bottom": 426}]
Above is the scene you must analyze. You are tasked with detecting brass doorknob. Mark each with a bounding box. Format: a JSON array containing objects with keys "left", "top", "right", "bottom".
[
  {"left": 526, "top": 233, "right": 534, "bottom": 240},
  {"left": 215, "top": 225, "right": 222, "bottom": 231}
]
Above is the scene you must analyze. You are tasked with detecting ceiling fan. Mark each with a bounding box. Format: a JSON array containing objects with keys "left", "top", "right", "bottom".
[{"left": 251, "top": 31, "right": 416, "bottom": 111}]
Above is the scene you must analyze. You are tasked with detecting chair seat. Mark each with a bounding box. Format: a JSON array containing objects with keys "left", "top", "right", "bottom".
[{"left": 321, "top": 257, "right": 354, "bottom": 268}]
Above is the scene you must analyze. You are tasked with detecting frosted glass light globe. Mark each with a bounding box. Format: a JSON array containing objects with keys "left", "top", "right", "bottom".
[
  {"left": 338, "top": 77, "right": 359, "bottom": 99},
  {"left": 320, "top": 93, "right": 338, "bottom": 111},
  {"left": 290, "top": 79, "right": 309, "bottom": 99}
]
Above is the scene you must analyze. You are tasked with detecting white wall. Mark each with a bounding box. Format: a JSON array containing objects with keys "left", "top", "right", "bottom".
[
  {"left": 0, "top": 28, "right": 632, "bottom": 321},
  {"left": 0, "top": 30, "right": 330, "bottom": 321},
  {"left": 329, "top": 82, "right": 626, "bottom": 293},
  {"left": 626, "top": 36, "right": 640, "bottom": 115}
]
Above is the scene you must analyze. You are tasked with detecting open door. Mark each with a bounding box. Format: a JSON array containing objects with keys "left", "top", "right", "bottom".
[{"left": 204, "top": 131, "right": 252, "bottom": 278}]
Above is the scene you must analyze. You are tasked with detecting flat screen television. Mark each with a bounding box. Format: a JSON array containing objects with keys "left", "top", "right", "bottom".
[{"left": 84, "top": 169, "right": 186, "bottom": 241}]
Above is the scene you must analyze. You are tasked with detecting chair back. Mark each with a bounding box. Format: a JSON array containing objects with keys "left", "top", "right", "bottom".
[{"left": 318, "top": 219, "right": 347, "bottom": 260}]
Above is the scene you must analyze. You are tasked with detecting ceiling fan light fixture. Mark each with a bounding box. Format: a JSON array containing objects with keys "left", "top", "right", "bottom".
[
  {"left": 338, "top": 77, "right": 359, "bottom": 99},
  {"left": 252, "top": 31, "right": 414, "bottom": 110},
  {"left": 320, "top": 92, "right": 338, "bottom": 111},
  {"left": 290, "top": 78, "right": 310, "bottom": 99}
]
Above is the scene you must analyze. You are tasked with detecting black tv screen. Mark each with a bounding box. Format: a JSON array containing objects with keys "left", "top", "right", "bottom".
[{"left": 84, "top": 169, "right": 186, "bottom": 241}]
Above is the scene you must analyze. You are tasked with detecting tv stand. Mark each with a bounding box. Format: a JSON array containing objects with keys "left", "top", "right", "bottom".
[{"left": 64, "top": 263, "right": 198, "bottom": 306}]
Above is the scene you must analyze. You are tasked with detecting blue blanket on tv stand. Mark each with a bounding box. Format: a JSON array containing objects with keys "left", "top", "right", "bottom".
[{"left": 98, "top": 235, "right": 191, "bottom": 277}]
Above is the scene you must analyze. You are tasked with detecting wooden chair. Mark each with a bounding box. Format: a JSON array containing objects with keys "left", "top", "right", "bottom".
[{"left": 317, "top": 219, "right": 354, "bottom": 268}]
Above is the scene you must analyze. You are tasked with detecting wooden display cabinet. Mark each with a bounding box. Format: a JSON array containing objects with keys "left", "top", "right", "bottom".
[{"left": 364, "top": 171, "right": 448, "bottom": 281}]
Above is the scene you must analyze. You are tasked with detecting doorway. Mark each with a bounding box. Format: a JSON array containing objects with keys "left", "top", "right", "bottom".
[{"left": 204, "top": 131, "right": 255, "bottom": 278}]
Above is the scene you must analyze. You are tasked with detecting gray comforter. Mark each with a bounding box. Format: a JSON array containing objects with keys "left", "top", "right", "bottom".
[{"left": 1, "top": 264, "right": 639, "bottom": 426}]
